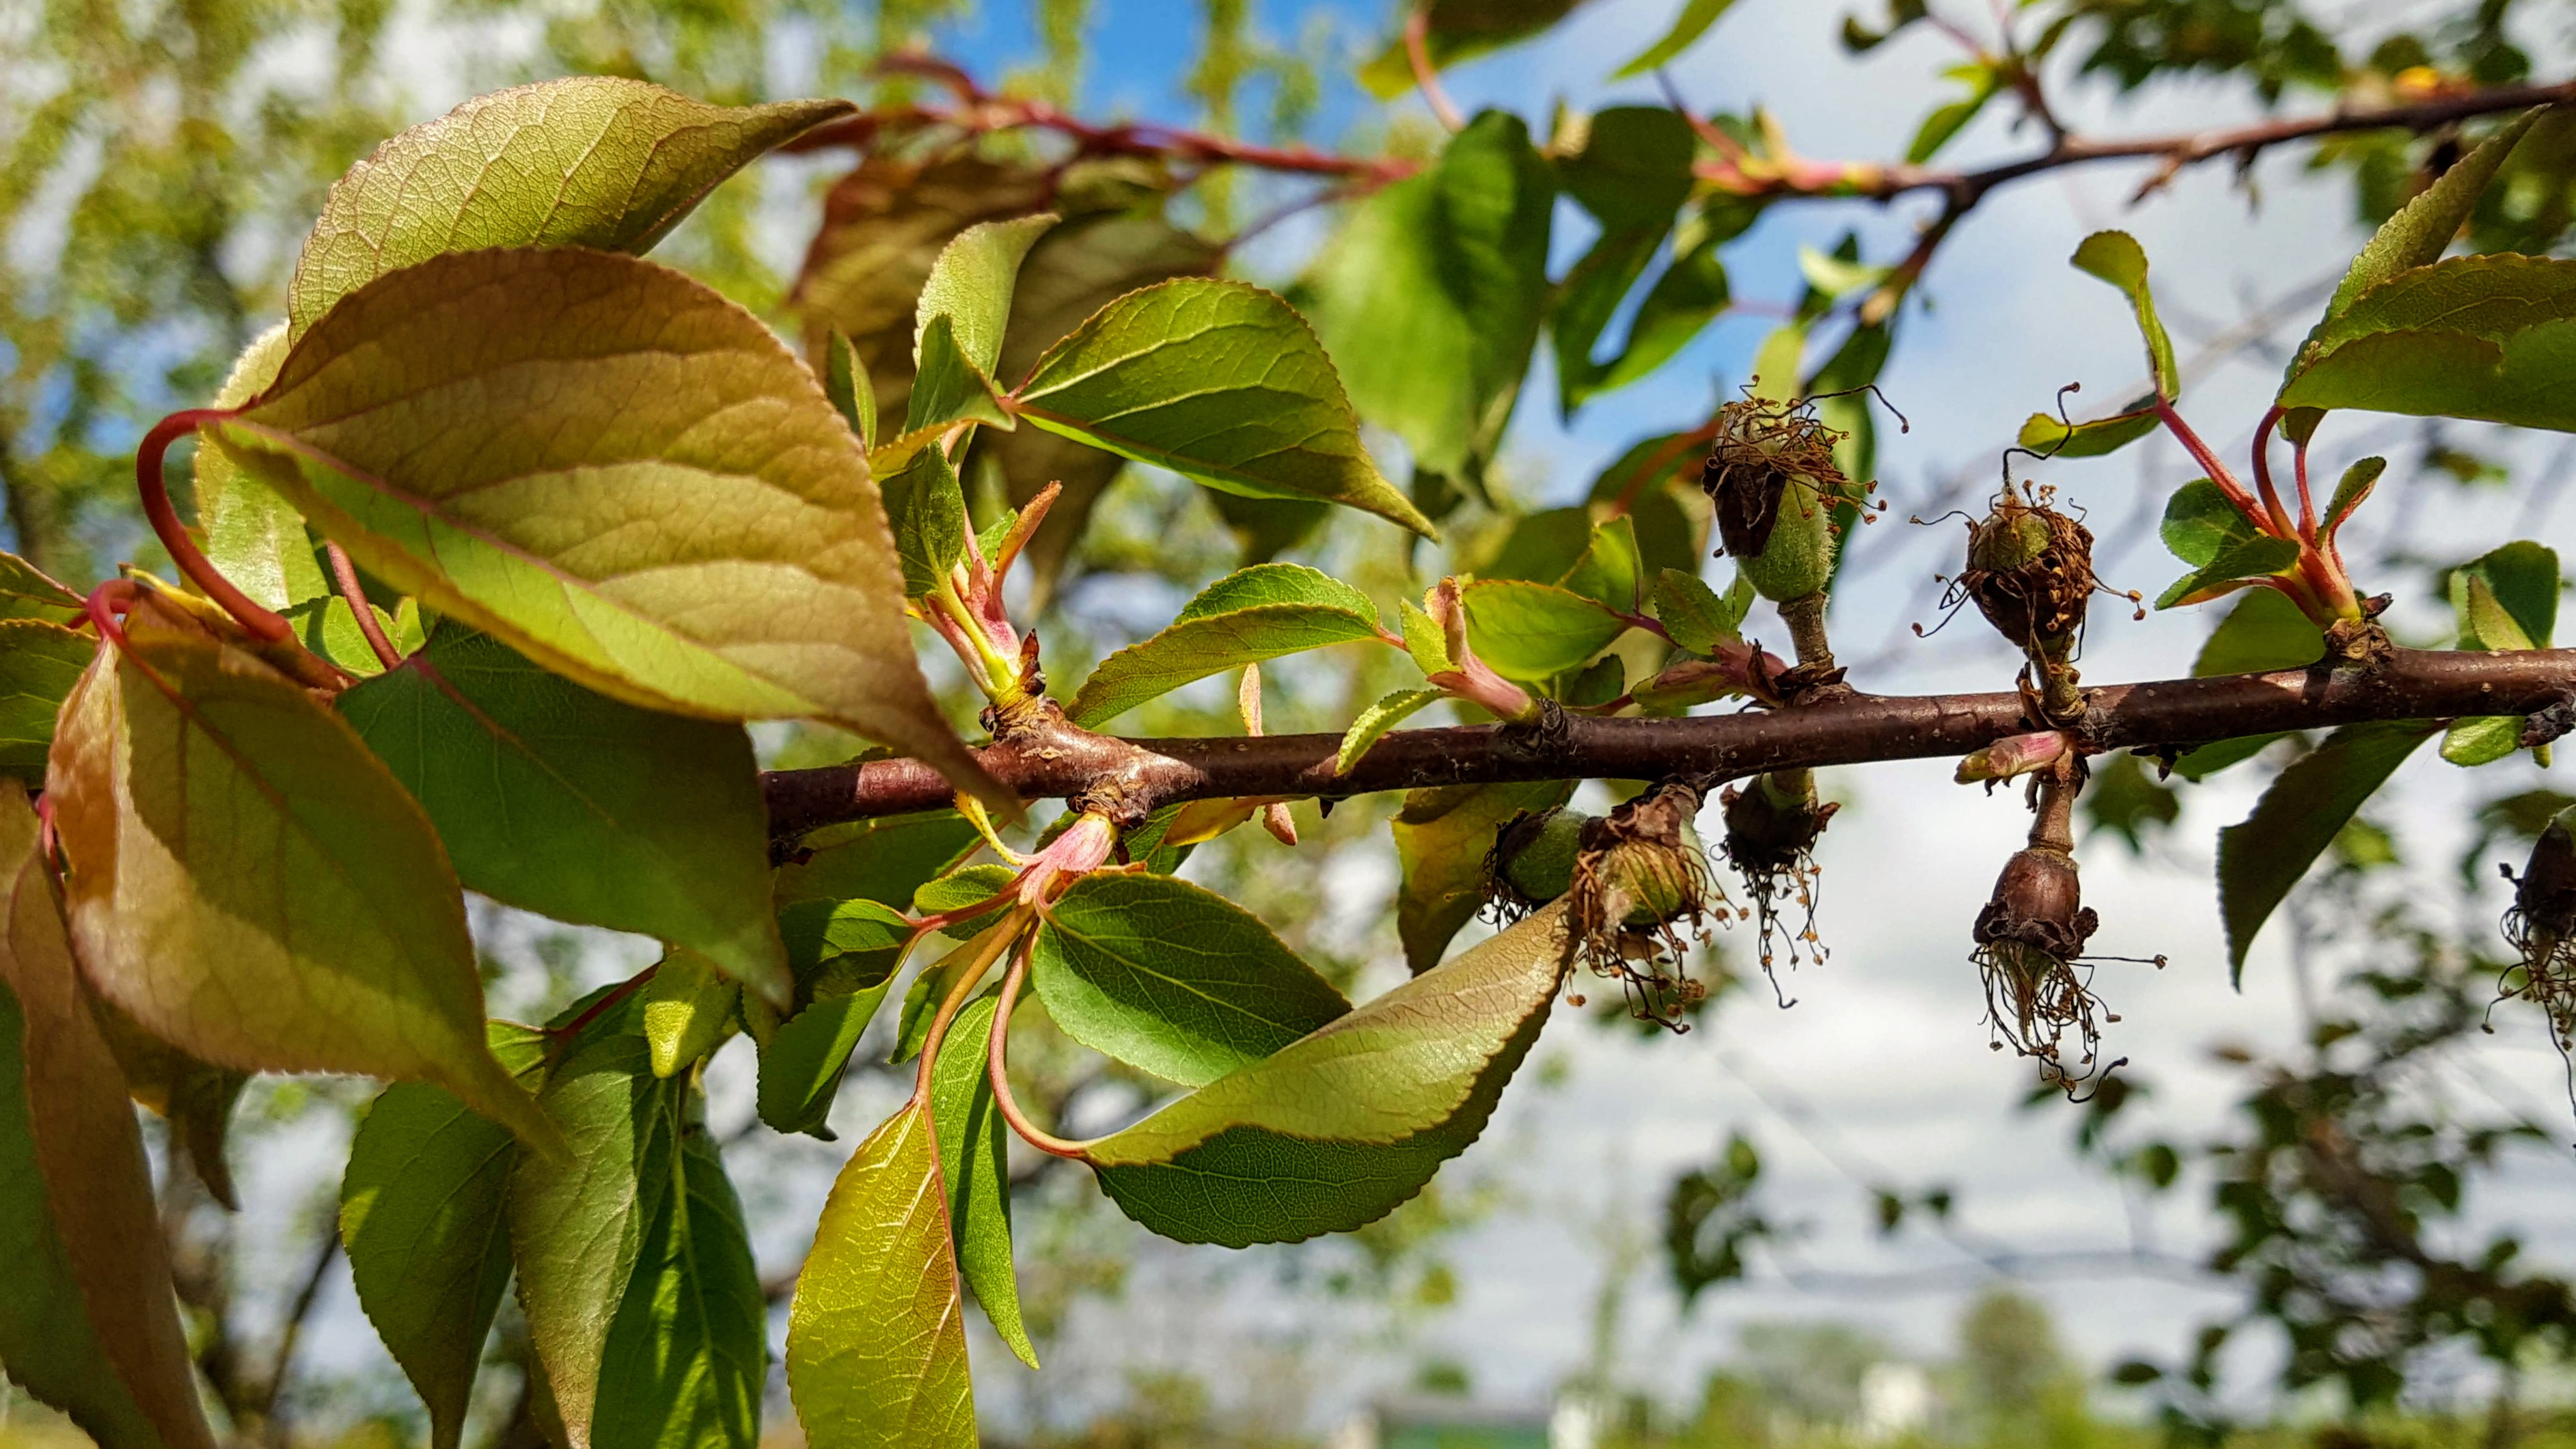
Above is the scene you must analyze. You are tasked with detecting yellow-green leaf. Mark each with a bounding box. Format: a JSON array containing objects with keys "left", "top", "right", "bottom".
[
  {"left": 46, "top": 599, "right": 553, "bottom": 1150},
  {"left": 640, "top": 949, "right": 741, "bottom": 1079},
  {"left": 929, "top": 991, "right": 1037, "bottom": 1368},
  {"left": 288, "top": 78, "right": 849, "bottom": 337},
  {"left": 0, "top": 783, "right": 215, "bottom": 1449},
  {"left": 0, "top": 618, "right": 91, "bottom": 781},
  {"left": 786, "top": 1102, "right": 977, "bottom": 1449},
  {"left": 1392, "top": 781, "right": 1574, "bottom": 973},
  {"left": 209, "top": 247, "right": 997, "bottom": 804}
]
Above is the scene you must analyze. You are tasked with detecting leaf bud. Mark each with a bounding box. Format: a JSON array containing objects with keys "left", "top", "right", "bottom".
[{"left": 1956, "top": 731, "right": 2077, "bottom": 788}]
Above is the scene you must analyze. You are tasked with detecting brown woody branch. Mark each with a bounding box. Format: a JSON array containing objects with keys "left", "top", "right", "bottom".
[{"left": 762, "top": 649, "right": 2576, "bottom": 842}]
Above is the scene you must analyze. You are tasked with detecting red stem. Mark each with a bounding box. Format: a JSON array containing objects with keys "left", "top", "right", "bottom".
[
  {"left": 2151, "top": 398, "right": 2262, "bottom": 524},
  {"left": 2292, "top": 433, "right": 2318, "bottom": 542},
  {"left": 137, "top": 410, "right": 292, "bottom": 642},
  {"left": 547, "top": 963, "right": 660, "bottom": 1047},
  {"left": 985, "top": 930, "right": 1086, "bottom": 1159},
  {"left": 1403, "top": 6, "right": 1466, "bottom": 132},
  {"left": 324, "top": 542, "right": 403, "bottom": 671},
  {"left": 2246, "top": 407, "right": 2297, "bottom": 539}
]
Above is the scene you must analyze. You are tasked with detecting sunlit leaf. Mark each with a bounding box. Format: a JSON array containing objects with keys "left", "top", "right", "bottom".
[
  {"left": 2069, "top": 231, "right": 2178, "bottom": 399},
  {"left": 1068, "top": 564, "right": 1386, "bottom": 727},
  {"left": 289, "top": 77, "right": 848, "bottom": 336},
  {"left": 639, "top": 950, "right": 741, "bottom": 1079},
  {"left": 212, "top": 247, "right": 996, "bottom": 801},
  {"left": 592, "top": 1113, "right": 767, "bottom": 1449},
  {"left": 1340, "top": 688, "right": 1444, "bottom": 774},
  {"left": 1613, "top": 0, "right": 1738, "bottom": 76},
  {"left": 0, "top": 619, "right": 90, "bottom": 780},
  {"left": 2279, "top": 256, "right": 2576, "bottom": 430},
  {"left": 1462, "top": 579, "right": 1628, "bottom": 679},
  {"left": 929, "top": 990, "right": 1036, "bottom": 1368}
]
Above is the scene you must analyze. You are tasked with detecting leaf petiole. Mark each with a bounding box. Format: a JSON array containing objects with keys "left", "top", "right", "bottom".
[
  {"left": 135, "top": 409, "right": 294, "bottom": 644},
  {"left": 983, "top": 930, "right": 1086, "bottom": 1159}
]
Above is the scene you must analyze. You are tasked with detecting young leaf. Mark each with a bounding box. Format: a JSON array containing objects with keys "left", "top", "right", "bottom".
[
  {"left": 2015, "top": 404, "right": 2159, "bottom": 460},
  {"left": 1392, "top": 781, "right": 1574, "bottom": 973},
  {"left": 2442, "top": 714, "right": 2526, "bottom": 768},
  {"left": 0, "top": 789, "right": 197, "bottom": 1449},
  {"left": 2069, "top": 232, "right": 2179, "bottom": 400},
  {"left": 786, "top": 1102, "right": 977, "bottom": 1449},
  {"left": 341, "top": 1024, "right": 546, "bottom": 1449},
  {"left": 2218, "top": 722, "right": 2433, "bottom": 981},
  {"left": 1032, "top": 874, "right": 1351, "bottom": 1087},
  {"left": 1560, "top": 515, "right": 1643, "bottom": 611},
  {"left": 2279, "top": 255, "right": 2576, "bottom": 429},
  {"left": 510, "top": 1019, "right": 684, "bottom": 1449},
  {"left": 0, "top": 619, "right": 91, "bottom": 779},
  {"left": 793, "top": 152, "right": 1058, "bottom": 431},
  {"left": 592, "top": 1115, "right": 767, "bottom": 1449},
  {"left": 1339, "top": 688, "right": 1444, "bottom": 774},
  {"left": 0, "top": 550, "right": 81, "bottom": 623},
  {"left": 339, "top": 622, "right": 792, "bottom": 1009},
  {"left": 288, "top": 78, "right": 849, "bottom": 336},
  {"left": 2320, "top": 457, "right": 2386, "bottom": 539},
  {"left": 1356, "top": 0, "right": 1585, "bottom": 92},
  {"left": 1067, "top": 564, "right": 1386, "bottom": 727},
  {"left": 903, "top": 314, "right": 1017, "bottom": 435},
  {"left": 640, "top": 950, "right": 741, "bottom": 1079},
  {"left": 1082, "top": 901, "right": 1576, "bottom": 1247},
  {"left": 1461, "top": 579, "right": 1628, "bottom": 680},
  {"left": 757, "top": 943, "right": 904, "bottom": 1137},
  {"left": 1399, "top": 597, "right": 1453, "bottom": 675},
  {"left": 48, "top": 608, "right": 553, "bottom": 1149},
  {"left": 2158, "top": 479, "right": 2260, "bottom": 567},
  {"left": 2314, "top": 111, "right": 2539, "bottom": 331},
  {"left": 915, "top": 214, "right": 1057, "bottom": 382},
  {"left": 929, "top": 991, "right": 1037, "bottom": 1368},
  {"left": 1905, "top": 62, "right": 2001, "bottom": 164},
  {"left": 2457, "top": 575, "right": 2538, "bottom": 653},
  {"left": 1010, "top": 278, "right": 1436, "bottom": 537},
  {"left": 2451, "top": 540, "right": 2560, "bottom": 650},
  {"left": 1613, "top": 0, "right": 1738, "bottom": 76},
  {"left": 823, "top": 331, "right": 877, "bottom": 450},
  {"left": 2155, "top": 536, "right": 2302, "bottom": 610},
  {"left": 211, "top": 247, "right": 998, "bottom": 804},
  {"left": 881, "top": 442, "right": 972, "bottom": 598},
  {"left": 1306, "top": 112, "right": 1553, "bottom": 479},
  {"left": 1652, "top": 569, "right": 1743, "bottom": 656}
]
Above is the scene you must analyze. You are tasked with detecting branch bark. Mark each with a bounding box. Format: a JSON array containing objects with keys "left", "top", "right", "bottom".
[{"left": 763, "top": 648, "right": 2576, "bottom": 842}]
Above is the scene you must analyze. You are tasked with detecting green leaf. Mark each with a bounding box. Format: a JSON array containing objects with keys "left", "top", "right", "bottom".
[
  {"left": 895, "top": 909, "right": 1020, "bottom": 1064},
  {"left": 1306, "top": 112, "right": 1554, "bottom": 479},
  {"left": 1356, "top": 0, "right": 1587, "bottom": 92},
  {"left": 1339, "top": 688, "right": 1443, "bottom": 774},
  {"left": 49, "top": 602, "right": 553, "bottom": 1150},
  {"left": 2280, "top": 256, "right": 2576, "bottom": 429},
  {"left": 1032, "top": 874, "right": 1350, "bottom": 1088},
  {"left": 1461, "top": 579, "right": 1628, "bottom": 680},
  {"left": 1652, "top": 569, "right": 1743, "bottom": 656},
  {"left": 2070, "top": 232, "right": 2178, "bottom": 399},
  {"left": 1559, "top": 107, "right": 1696, "bottom": 230},
  {"left": 2016, "top": 405, "right": 2159, "bottom": 459},
  {"left": 881, "top": 441, "right": 971, "bottom": 598},
  {"left": 1400, "top": 597, "right": 1453, "bottom": 675},
  {"left": 288, "top": 77, "right": 849, "bottom": 336},
  {"left": 213, "top": 246, "right": 996, "bottom": 803},
  {"left": 1561, "top": 515, "right": 1643, "bottom": 611},
  {"left": 823, "top": 331, "right": 876, "bottom": 450},
  {"left": 1067, "top": 563, "right": 1386, "bottom": 727},
  {"left": 1613, "top": 0, "right": 1738, "bottom": 75},
  {"left": 2314, "top": 111, "right": 2538, "bottom": 333},
  {"left": 0, "top": 787, "right": 193, "bottom": 1449},
  {"left": 2155, "top": 536, "right": 2302, "bottom": 610},
  {"left": 2159, "top": 479, "right": 2260, "bottom": 567},
  {"left": 1082, "top": 901, "right": 1574, "bottom": 1246},
  {"left": 2451, "top": 540, "right": 2560, "bottom": 649},
  {"left": 2219, "top": 723, "right": 2433, "bottom": 981},
  {"left": 757, "top": 902, "right": 909, "bottom": 1138},
  {"left": 0, "top": 550, "right": 80, "bottom": 624},
  {"left": 786, "top": 1102, "right": 977, "bottom": 1449},
  {"left": 2174, "top": 734, "right": 2287, "bottom": 781},
  {"left": 903, "top": 314, "right": 1016, "bottom": 435},
  {"left": 0, "top": 619, "right": 90, "bottom": 781},
  {"left": 1906, "top": 63, "right": 2001, "bottom": 165},
  {"left": 2321, "top": 457, "right": 2385, "bottom": 539},
  {"left": 510, "top": 1018, "right": 683, "bottom": 1449},
  {"left": 593, "top": 1113, "right": 767, "bottom": 1449},
  {"left": 2194, "top": 589, "right": 2325, "bottom": 677},
  {"left": 2443, "top": 714, "right": 2525, "bottom": 768},
  {"left": 341, "top": 1024, "right": 545, "bottom": 1449},
  {"left": 640, "top": 950, "right": 740, "bottom": 1079},
  {"left": 1554, "top": 226, "right": 1672, "bottom": 416},
  {"left": 338, "top": 621, "right": 790, "bottom": 1009},
  {"left": 929, "top": 991, "right": 1036, "bottom": 1368},
  {"left": 915, "top": 214, "right": 1056, "bottom": 383},
  {"left": 1011, "top": 277, "right": 1436, "bottom": 537},
  {"left": 776, "top": 811, "right": 980, "bottom": 910},
  {"left": 1391, "top": 780, "right": 1574, "bottom": 973}
]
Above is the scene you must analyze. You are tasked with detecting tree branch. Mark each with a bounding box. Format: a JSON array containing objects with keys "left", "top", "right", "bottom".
[{"left": 763, "top": 648, "right": 2576, "bottom": 842}]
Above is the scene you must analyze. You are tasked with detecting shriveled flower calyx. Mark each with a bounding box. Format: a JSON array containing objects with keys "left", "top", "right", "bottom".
[
  {"left": 2502, "top": 806, "right": 2576, "bottom": 1067},
  {"left": 1488, "top": 784, "right": 1723, "bottom": 1029},
  {"left": 1703, "top": 397, "right": 1856, "bottom": 606},
  {"left": 1972, "top": 844, "right": 2113, "bottom": 1091},
  {"left": 1942, "top": 483, "right": 2136, "bottom": 722},
  {"left": 1721, "top": 770, "right": 1835, "bottom": 999}
]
